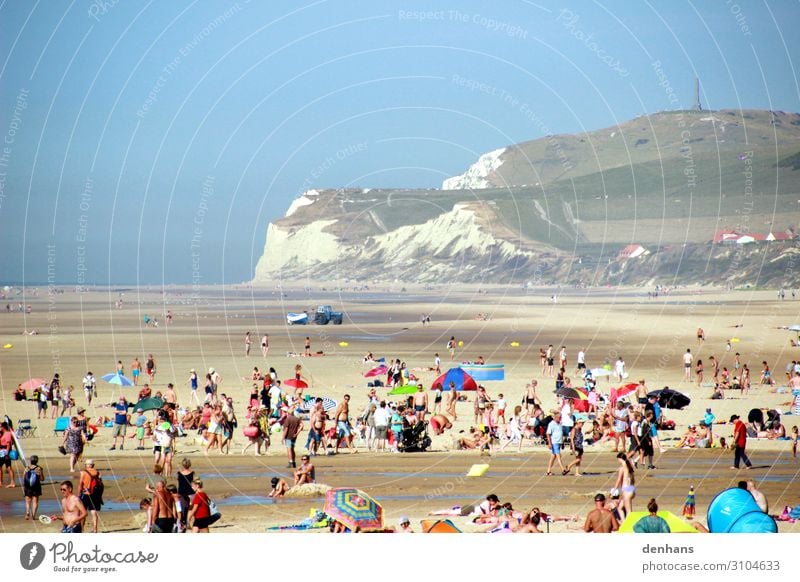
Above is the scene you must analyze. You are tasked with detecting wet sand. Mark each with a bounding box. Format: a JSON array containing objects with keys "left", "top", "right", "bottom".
[{"left": 1, "top": 285, "right": 798, "bottom": 533}]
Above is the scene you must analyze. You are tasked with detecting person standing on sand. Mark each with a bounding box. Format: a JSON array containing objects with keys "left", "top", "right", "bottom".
[
  {"left": 433, "top": 352, "right": 441, "bottom": 375},
  {"left": 613, "top": 453, "right": 636, "bottom": 521},
  {"left": 576, "top": 347, "right": 586, "bottom": 376},
  {"left": 564, "top": 419, "right": 585, "bottom": 476},
  {"left": 79, "top": 459, "right": 103, "bottom": 533},
  {"left": 304, "top": 336, "right": 311, "bottom": 356},
  {"left": 280, "top": 407, "right": 303, "bottom": 468},
  {"left": 614, "top": 357, "right": 626, "bottom": 382},
  {"left": 635, "top": 379, "right": 648, "bottom": 411},
  {"left": 696, "top": 359, "right": 704, "bottom": 387},
  {"left": 83, "top": 371, "right": 97, "bottom": 405},
  {"left": 413, "top": 385, "right": 428, "bottom": 423},
  {"left": 261, "top": 334, "right": 269, "bottom": 358},
  {"left": 333, "top": 395, "right": 356, "bottom": 454},
  {"left": 0, "top": 422, "right": 17, "bottom": 487},
  {"left": 730, "top": 414, "right": 753, "bottom": 470},
  {"left": 446, "top": 382, "right": 458, "bottom": 419},
  {"left": 740, "top": 365, "right": 751, "bottom": 395},
  {"left": 583, "top": 493, "right": 618, "bottom": 533},
  {"left": 545, "top": 412, "right": 566, "bottom": 476},
  {"left": 187, "top": 369, "right": 199, "bottom": 405},
  {"left": 683, "top": 349, "right": 692, "bottom": 381},
  {"left": 697, "top": 328, "right": 705, "bottom": 345},
  {"left": 131, "top": 357, "right": 142, "bottom": 386},
  {"left": 447, "top": 336, "right": 456, "bottom": 360},
  {"left": 23, "top": 455, "right": 44, "bottom": 520},
  {"left": 524, "top": 380, "right": 540, "bottom": 413},
  {"left": 709, "top": 355, "right": 719, "bottom": 382},
  {"left": 539, "top": 347, "right": 547, "bottom": 376},
  {"left": 245, "top": 332, "right": 252, "bottom": 357},
  {"left": 146, "top": 354, "right": 156, "bottom": 383},
  {"left": 546, "top": 345, "right": 555, "bottom": 377}
]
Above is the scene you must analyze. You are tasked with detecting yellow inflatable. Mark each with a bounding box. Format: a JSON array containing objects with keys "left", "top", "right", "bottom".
[
  {"left": 466, "top": 464, "right": 490, "bottom": 477},
  {"left": 510, "top": 341, "right": 520, "bottom": 347},
  {"left": 457, "top": 340, "right": 464, "bottom": 347},
  {"left": 338, "top": 341, "right": 349, "bottom": 347},
  {"left": 3, "top": 343, "right": 12, "bottom": 349}
]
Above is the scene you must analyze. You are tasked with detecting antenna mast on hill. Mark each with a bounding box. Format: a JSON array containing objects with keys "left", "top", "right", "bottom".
[{"left": 693, "top": 77, "right": 702, "bottom": 111}]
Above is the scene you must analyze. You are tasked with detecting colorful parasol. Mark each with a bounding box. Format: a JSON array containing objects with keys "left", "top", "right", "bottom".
[{"left": 324, "top": 488, "right": 383, "bottom": 531}]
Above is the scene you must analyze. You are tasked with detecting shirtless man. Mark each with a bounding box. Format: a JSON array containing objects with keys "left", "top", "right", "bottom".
[
  {"left": 261, "top": 334, "right": 269, "bottom": 358},
  {"left": 429, "top": 414, "right": 452, "bottom": 435},
  {"left": 635, "top": 379, "right": 648, "bottom": 411},
  {"left": 308, "top": 399, "right": 327, "bottom": 455},
  {"left": 59, "top": 481, "right": 88, "bottom": 533},
  {"left": 304, "top": 337, "right": 311, "bottom": 356},
  {"left": 413, "top": 386, "right": 428, "bottom": 422},
  {"left": 131, "top": 357, "right": 142, "bottom": 386},
  {"left": 163, "top": 383, "right": 177, "bottom": 406},
  {"left": 148, "top": 479, "right": 177, "bottom": 533},
  {"left": 583, "top": 493, "right": 618, "bottom": 533},
  {"left": 333, "top": 395, "right": 355, "bottom": 454},
  {"left": 446, "top": 382, "right": 458, "bottom": 419},
  {"left": 524, "top": 380, "right": 540, "bottom": 413}
]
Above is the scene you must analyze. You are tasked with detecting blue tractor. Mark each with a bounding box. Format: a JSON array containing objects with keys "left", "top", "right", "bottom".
[{"left": 314, "top": 305, "right": 343, "bottom": 325}]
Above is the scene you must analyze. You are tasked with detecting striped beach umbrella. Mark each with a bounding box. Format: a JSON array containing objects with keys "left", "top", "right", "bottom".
[{"left": 324, "top": 488, "right": 383, "bottom": 531}]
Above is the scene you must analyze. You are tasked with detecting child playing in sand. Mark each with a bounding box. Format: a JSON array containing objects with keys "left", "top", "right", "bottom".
[{"left": 269, "top": 476, "right": 289, "bottom": 498}]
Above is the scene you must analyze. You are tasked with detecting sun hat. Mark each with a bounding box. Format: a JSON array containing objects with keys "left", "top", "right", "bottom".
[{"left": 399, "top": 516, "right": 410, "bottom": 525}]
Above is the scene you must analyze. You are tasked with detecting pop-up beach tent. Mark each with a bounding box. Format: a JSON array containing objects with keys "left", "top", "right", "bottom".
[{"left": 707, "top": 488, "right": 777, "bottom": 533}]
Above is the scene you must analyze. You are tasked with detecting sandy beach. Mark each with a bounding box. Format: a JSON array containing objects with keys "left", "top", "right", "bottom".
[{"left": 1, "top": 284, "right": 798, "bottom": 533}]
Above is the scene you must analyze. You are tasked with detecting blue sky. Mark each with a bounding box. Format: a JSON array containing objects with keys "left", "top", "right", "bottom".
[{"left": 0, "top": 0, "right": 798, "bottom": 285}]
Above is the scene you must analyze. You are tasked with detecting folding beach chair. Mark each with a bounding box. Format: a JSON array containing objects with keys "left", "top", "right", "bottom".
[
  {"left": 15, "top": 419, "right": 36, "bottom": 438},
  {"left": 53, "top": 416, "right": 69, "bottom": 436}
]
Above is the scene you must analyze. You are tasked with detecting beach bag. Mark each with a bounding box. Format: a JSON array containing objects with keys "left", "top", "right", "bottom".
[
  {"left": 243, "top": 425, "right": 259, "bottom": 438},
  {"left": 207, "top": 498, "right": 221, "bottom": 524},
  {"left": 9, "top": 450, "right": 19, "bottom": 461},
  {"left": 57, "top": 445, "right": 67, "bottom": 455},
  {"left": 24, "top": 467, "right": 40, "bottom": 488}
]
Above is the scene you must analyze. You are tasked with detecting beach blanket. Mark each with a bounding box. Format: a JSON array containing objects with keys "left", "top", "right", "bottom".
[{"left": 266, "top": 509, "right": 329, "bottom": 531}]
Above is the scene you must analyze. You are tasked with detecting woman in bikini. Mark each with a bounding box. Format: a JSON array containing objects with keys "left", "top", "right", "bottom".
[{"left": 613, "top": 452, "right": 636, "bottom": 521}]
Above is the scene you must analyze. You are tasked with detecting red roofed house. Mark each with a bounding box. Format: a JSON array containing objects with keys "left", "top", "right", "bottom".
[
  {"left": 735, "top": 233, "right": 766, "bottom": 244},
  {"left": 766, "top": 231, "right": 794, "bottom": 241},
  {"left": 618, "top": 244, "right": 648, "bottom": 260},
  {"left": 712, "top": 229, "right": 741, "bottom": 244}
]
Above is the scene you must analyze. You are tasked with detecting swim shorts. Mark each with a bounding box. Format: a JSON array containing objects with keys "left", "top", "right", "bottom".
[{"left": 550, "top": 443, "right": 561, "bottom": 455}]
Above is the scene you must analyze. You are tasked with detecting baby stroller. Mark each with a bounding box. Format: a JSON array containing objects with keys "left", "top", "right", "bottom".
[{"left": 398, "top": 421, "right": 432, "bottom": 452}]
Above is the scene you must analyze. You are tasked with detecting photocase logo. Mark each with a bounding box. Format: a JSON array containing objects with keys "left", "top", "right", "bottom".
[{"left": 20, "top": 542, "right": 46, "bottom": 570}]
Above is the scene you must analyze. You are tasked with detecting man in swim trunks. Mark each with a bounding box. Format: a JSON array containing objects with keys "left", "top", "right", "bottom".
[
  {"left": 59, "top": 480, "right": 87, "bottom": 533},
  {"left": 683, "top": 349, "right": 692, "bottom": 381},
  {"left": 524, "top": 380, "right": 540, "bottom": 413},
  {"left": 304, "top": 337, "right": 311, "bottom": 356},
  {"left": 583, "top": 493, "right": 619, "bottom": 533},
  {"left": 333, "top": 395, "right": 356, "bottom": 454},
  {"left": 131, "top": 357, "right": 141, "bottom": 385},
  {"left": 413, "top": 385, "right": 428, "bottom": 423},
  {"left": 308, "top": 399, "right": 327, "bottom": 455},
  {"left": 635, "top": 379, "right": 648, "bottom": 410},
  {"left": 429, "top": 414, "right": 452, "bottom": 435},
  {"left": 148, "top": 479, "right": 176, "bottom": 533}
]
